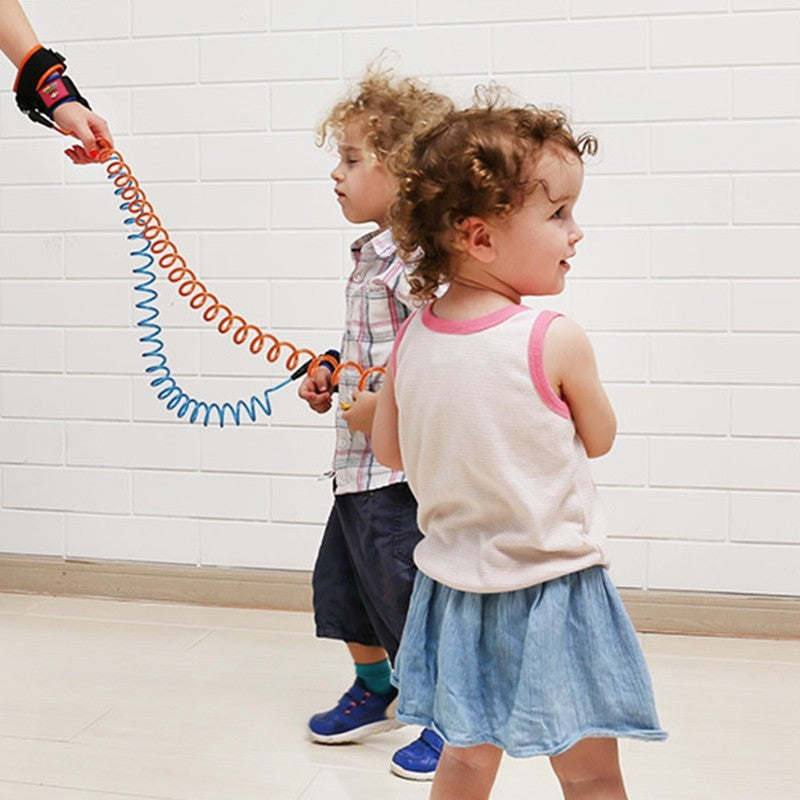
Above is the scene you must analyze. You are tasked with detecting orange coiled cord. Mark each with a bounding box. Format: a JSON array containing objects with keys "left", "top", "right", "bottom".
[{"left": 96, "top": 143, "right": 386, "bottom": 392}]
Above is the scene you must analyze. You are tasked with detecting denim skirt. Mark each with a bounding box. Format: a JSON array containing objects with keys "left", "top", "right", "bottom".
[{"left": 393, "top": 565, "right": 667, "bottom": 757}]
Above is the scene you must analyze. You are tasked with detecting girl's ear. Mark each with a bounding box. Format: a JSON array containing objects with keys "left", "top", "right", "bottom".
[{"left": 455, "top": 216, "right": 497, "bottom": 263}]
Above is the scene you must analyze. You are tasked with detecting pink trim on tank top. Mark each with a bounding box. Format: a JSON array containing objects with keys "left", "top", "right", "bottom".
[
  {"left": 421, "top": 300, "right": 528, "bottom": 334},
  {"left": 529, "top": 311, "right": 571, "bottom": 419}
]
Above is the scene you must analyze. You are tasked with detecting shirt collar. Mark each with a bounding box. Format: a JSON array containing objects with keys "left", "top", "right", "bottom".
[{"left": 351, "top": 227, "right": 397, "bottom": 259}]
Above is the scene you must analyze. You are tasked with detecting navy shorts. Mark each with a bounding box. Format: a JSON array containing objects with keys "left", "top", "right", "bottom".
[{"left": 312, "top": 482, "right": 422, "bottom": 663}]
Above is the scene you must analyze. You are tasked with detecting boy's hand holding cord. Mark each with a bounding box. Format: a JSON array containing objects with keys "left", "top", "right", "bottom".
[
  {"left": 340, "top": 389, "right": 379, "bottom": 434},
  {"left": 299, "top": 369, "right": 334, "bottom": 414}
]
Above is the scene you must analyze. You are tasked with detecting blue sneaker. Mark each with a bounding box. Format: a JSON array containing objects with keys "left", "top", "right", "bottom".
[
  {"left": 308, "top": 679, "right": 401, "bottom": 744},
  {"left": 390, "top": 728, "right": 443, "bottom": 780}
]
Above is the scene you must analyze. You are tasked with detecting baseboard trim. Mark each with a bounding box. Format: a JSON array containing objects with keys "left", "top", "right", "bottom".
[
  {"left": 1, "top": 555, "right": 798, "bottom": 639},
  {"left": 0, "top": 555, "right": 313, "bottom": 611},
  {"left": 617, "top": 586, "right": 799, "bottom": 640}
]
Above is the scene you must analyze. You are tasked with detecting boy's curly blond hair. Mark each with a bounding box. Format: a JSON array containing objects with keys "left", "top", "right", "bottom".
[
  {"left": 317, "top": 61, "right": 454, "bottom": 173},
  {"left": 391, "top": 89, "right": 598, "bottom": 300}
]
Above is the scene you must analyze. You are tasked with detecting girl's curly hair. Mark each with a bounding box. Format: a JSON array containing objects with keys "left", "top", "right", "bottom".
[
  {"left": 391, "top": 88, "right": 598, "bottom": 300},
  {"left": 317, "top": 60, "right": 454, "bottom": 173}
]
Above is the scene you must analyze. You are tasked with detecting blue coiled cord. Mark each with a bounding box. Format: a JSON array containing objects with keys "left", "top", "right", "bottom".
[{"left": 120, "top": 199, "right": 293, "bottom": 428}]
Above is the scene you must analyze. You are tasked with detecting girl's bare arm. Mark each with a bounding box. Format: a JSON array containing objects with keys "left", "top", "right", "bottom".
[
  {"left": 372, "top": 372, "right": 404, "bottom": 470},
  {"left": 544, "top": 316, "right": 616, "bottom": 458}
]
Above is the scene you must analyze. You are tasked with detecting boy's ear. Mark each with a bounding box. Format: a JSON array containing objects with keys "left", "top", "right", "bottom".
[{"left": 454, "top": 216, "right": 497, "bottom": 263}]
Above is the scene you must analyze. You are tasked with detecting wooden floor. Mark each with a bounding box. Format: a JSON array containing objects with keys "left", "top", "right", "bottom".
[{"left": 0, "top": 591, "right": 797, "bottom": 800}]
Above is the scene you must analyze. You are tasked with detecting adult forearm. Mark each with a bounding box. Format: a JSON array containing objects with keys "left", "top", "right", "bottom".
[{"left": 0, "top": 0, "right": 39, "bottom": 67}]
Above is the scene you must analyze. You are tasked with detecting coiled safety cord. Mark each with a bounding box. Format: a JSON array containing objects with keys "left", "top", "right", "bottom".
[
  {"left": 125, "top": 217, "right": 293, "bottom": 427},
  {"left": 97, "top": 143, "right": 386, "bottom": 420}
]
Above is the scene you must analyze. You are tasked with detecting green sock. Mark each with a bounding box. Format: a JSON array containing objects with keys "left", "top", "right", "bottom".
[{"left": 355, "top": 659, "right": 393, "bottom": 696}]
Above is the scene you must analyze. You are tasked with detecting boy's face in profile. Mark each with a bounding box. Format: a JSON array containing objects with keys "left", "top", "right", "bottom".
[{"left": 330, "top": 120, "right": 397, "bottom": 229}]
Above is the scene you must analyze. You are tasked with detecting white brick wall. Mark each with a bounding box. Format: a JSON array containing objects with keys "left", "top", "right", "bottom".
[{"left": 1, "top": 1, "right": 798, "bottom": 597}]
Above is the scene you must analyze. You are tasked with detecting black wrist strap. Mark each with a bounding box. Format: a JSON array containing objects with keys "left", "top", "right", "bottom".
[{"left": 14, "top": 46, "right": 91, "bottom": 128}]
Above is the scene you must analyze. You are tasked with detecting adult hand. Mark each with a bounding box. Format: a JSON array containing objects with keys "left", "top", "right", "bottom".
[{"left": 54, "top": 101, "right": 113, "bottom": 164}]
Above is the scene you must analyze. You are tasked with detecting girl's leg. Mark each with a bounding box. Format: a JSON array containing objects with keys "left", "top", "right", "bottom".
[
  {"left": 549, "top": 738, "right": 628, "bottom": 800},
  {"left": 430, "top": 743, "right": 503, "bottom": 800}
]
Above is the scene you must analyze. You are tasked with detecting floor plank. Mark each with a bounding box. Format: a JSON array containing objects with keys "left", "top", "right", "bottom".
[{"left": 1, "top": 592, "right": 797, "bottom": 799}]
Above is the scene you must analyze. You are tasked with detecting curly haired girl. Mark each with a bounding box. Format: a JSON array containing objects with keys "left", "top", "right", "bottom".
[{"left": 374, "top": 93, "right": 666, "bottom": 799}]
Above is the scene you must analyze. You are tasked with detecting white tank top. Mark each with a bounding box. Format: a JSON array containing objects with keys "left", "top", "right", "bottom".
[{"left": 391, "top": 302, "right": 609, "bottom": 593}]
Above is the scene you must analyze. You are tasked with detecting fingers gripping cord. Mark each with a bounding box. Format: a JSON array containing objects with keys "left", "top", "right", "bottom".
[{"left": 98, "top": 144, "right": 386, "bottom": 425}]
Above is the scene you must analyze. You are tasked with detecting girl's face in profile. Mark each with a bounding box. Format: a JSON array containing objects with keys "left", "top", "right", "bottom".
[
  {"left": 489, "top": 146, "right": 585, "bottom": 299},
  {"left": 330, "top": 121, "right": 397, "bottom": 229}
]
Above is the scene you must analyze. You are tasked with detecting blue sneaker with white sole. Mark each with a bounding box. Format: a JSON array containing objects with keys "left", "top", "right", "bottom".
[
  {"left": 308, "top": 679, "right": 401, "bottom": 744},
  {"left": 390, "top": 727, "right": 443, "bottom": 780}
]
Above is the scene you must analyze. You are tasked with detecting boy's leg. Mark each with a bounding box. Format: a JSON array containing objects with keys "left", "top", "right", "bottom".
[
  {"left": 348, "top": 643, "right": 393, "bottom": 695},
  {"left": 308, "top": 495, "right": 400, "bottom": 743},
  {"left": 430, "top": 744, "right": 503, "bottom": 800},
  {"left": 348, "top": 643, "right": 388, "bottom": 662},
  {"left": 336, "top": 483, "right": 422, "bottom": 663},
  {"left": 336, "top": 483, "right": 443, "bottom": 781},
  {"left": 312, "top": 495, "right": 384, "bottom": 649},
  {"left": 549, "top": 738, "right": 628, "bottom": 800},
  {"left": 310, "top": 484, "right": 440, "bottom": 777}
]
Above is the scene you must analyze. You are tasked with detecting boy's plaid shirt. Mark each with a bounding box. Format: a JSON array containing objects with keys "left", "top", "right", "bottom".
[{"left": 332, "top": 228, "right": 414, "bottom": 495}]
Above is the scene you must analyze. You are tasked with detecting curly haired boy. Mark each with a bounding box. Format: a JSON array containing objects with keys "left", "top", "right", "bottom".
[{"left": 299, "top": 62, "right": 453, "bottom": 781}]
